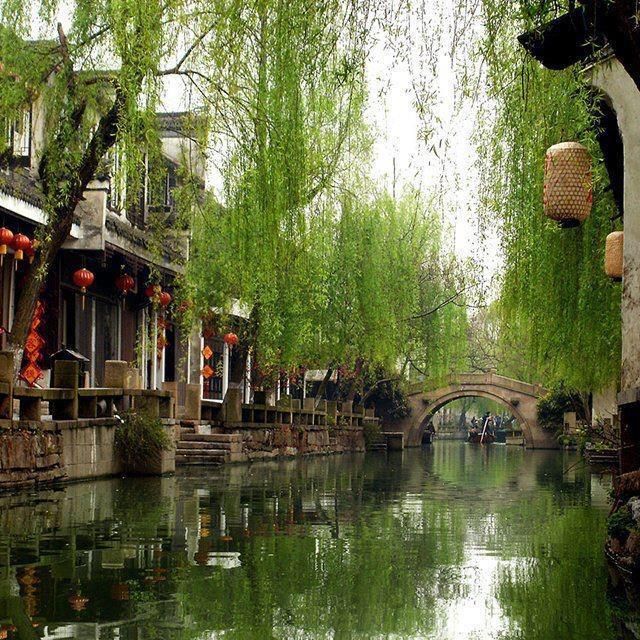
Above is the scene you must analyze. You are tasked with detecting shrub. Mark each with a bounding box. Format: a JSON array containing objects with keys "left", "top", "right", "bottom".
[
  {"left": 607, "top": 505, "right": 635, "bottom": 543},
  {"left": 537, "top": 385, "right": 586, "bottom": 431},
  {"left": 115, "top": 411, "right": 172, "bottom": 470},
  {"left": 363, "top": 420, "right": 381, "bottom": 449}
]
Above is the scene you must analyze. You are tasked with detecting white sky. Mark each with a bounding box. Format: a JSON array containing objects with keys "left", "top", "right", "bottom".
[
  {"left": 38, "top": 0, "right": 501, "bottom": 291},
  {"left": 365, "top": 1, "right": 501, "bottom": 292}
]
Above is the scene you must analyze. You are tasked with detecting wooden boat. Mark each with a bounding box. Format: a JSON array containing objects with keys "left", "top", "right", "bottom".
[{"left": 467, "top": 431, "right": 495, "bottom": 444}]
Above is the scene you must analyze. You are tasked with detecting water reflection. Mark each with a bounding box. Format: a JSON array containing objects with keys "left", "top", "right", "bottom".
[{"left": 0, "top": 443, "right": 622, "bottom": 639}]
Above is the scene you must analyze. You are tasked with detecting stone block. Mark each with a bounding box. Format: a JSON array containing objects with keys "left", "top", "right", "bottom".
[
  {"left": 104, "top": 361, "right": 129, "bottom": 388},
  {"left": 53, "top": 360, "right": 80, "bottom": 389},
  {"left": 223, "top": 388, "right": 242, "bottom": 423},
  {"left": 19, "top": 397, "right": 41, "bottom": 421},
  {"left": 126, "top": 367, "right": 142, "bottom": 389},
  {"left": 135, "top": 395, "right": 160, "bottom": 418},
  {"left": 0, "top": 351, "right": 13, "bottom": 384},
  {"left": 36, "top": 454, "right": 60, "bottom": 469}
]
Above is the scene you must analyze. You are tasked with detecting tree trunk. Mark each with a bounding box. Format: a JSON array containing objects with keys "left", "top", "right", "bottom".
[
  {"left": 345, "top": 358, "right": 365, "bottom": 403},
  {"left": 8, "top": 89, "right": 124, "bottom": 381},
  {"left": 314, "top": 367, "right": 334, "bottom": 410}
]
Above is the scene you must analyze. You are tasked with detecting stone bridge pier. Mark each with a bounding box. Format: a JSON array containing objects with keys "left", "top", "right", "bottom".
[{"left": 384, "top": 373, "right": 557, "bottom": 450}]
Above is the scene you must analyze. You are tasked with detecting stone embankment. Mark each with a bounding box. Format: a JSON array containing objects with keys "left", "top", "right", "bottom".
[{"left": 0, "top": 355, "right": 371, "bottom": 489}]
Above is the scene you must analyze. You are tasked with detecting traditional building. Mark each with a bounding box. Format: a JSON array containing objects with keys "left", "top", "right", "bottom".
[{"left": 0, "top": 104, "right": 211, "bottom": 410}]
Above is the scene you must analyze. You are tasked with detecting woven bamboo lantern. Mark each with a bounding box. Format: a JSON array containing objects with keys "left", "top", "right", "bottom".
[
  {"left": 605, "top": 231, "right": 624, "bottom": 281},
  {"left": 543, "top": 142, "right": 592, "bottom": 227}
]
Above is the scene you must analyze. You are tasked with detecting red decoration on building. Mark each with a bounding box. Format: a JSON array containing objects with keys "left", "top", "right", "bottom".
[
  {"left": 73, "top": 268, "right": 94, "bottom": 292},
  {"left": 20, "top": 300, "right": 45, "bottom": 387},
  {"left": 202, "top": 364, "right": 214, "bottom": 379},
  {"left": 223, "top": 332, "right": 239, "bottom": 347},
  {"left": 11, "top": 233, "right": 31, "bottom": 262},
  {"left": 159, "top": 291, "right": 172, "bottom": 308},
  {"left": 0, "top": 227, "right": 13, "bottom": 265},
  {"left": 68, "top": 592, "right": 89, "bottom": 612},
  {"left": 115, "top": 273, "right": 135, "bottom": 295},
  {"left": 73, "top": 268, "right": 95, "bottom": 310},
  {"left": 145, "top": 284, "right": 162, "bottom": 305}
]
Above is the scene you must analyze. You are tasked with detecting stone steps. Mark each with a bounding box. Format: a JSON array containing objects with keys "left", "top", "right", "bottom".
[
  {"left": 180, "top": 433, "right": 241, "bottom": 443},
  {"left": 176, "top": 451, "right": 226, "bottom": 467},
  {"left": 175, "top": 428, "right": 244, "bottom": 465},
  {"left": 177, "top": 440, "right": 233, "bottom": 450}
]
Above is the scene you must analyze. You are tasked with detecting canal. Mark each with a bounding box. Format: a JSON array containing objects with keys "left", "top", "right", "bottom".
[{"left": 0, "top": 442, "right": 630, "bottom": 639}]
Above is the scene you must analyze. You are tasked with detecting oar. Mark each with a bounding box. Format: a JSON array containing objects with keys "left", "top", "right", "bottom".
[{"left": 480, "top": 417, "right": 489, "bottom": 444}]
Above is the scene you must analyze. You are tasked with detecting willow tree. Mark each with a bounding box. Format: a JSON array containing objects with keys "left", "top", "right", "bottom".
[
  {"left": 469, "top": 1, "right": 622, "bottom": 391},
  {"left": 0, "top": 0, "right": 372, "bottom": 372}
]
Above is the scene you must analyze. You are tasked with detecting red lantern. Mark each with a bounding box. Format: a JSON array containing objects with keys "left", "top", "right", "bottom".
[
  {"left": 223, "top": 332, "right": 239, "bottom": 348},
  {"left": 73, "top": 267, "right": 95, "bottom": 310},
  {"left": 115, "top": 273, "right": 135, "bottom": 295},
  {"left": 11, "top": 233, "right": 31, "bottom": 262},
  {"left": 0, "top": 227, "right": 13, "bottom": 265},
  {"left": 159, "top": 291, "right": 172, "bottom": 307},
  {"left": 145, "top": 284, "right": 161, "bottom": 300}
]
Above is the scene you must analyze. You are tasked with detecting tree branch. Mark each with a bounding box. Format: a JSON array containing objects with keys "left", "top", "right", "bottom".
[
  {"left": 157, "top": 24, "right": 217, "bottom": 76},
  {"left": 407, "top": 287, "right": 468, "bottom": 321}
]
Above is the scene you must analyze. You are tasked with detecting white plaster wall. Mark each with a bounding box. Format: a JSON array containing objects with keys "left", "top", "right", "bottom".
[
  {"left": 590, "top": 59, "right": 640, "bottom": 392},
  {"left": 592, "top": 385, "right": 618, "bottom": 425}
]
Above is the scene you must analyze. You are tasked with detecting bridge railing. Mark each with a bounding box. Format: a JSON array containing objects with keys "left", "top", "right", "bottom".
[{"left": 412, "top": 373, "right": 546, "bottom": 398}]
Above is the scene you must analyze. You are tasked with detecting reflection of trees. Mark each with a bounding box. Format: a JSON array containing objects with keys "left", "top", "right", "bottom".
[
  {"left": 0, "top": 445, "right": 617, "bottom": 639},
  {"left": 494, "top": 508, "right": 614, "bottom": 640},
  {"left": 177, "top": 495, "right": 467, "bottom": 639}
]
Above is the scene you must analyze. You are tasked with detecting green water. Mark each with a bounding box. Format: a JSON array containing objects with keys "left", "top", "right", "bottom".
[{"left": 0, "top": 442, "right": 631, "bottom": 639}]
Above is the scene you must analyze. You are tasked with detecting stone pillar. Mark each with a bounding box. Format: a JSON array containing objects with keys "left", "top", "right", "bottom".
[
  {"left": 0, "top": 351, "right": 13, "bottom": 419},
  {"left": 104, "top": 361, "right": 128, "bottom": 388},
  {"left": 591, "top": 62, "right": 640, "bottom": 393},
  {"left": 51, "top": 361, "right": 79, "bottom": 420},
  {"left": 183, "top": 383, "right": 202, "bottom": 421},
  {"left": 223, "top": 388, "right": 242, "bottom": 423}
]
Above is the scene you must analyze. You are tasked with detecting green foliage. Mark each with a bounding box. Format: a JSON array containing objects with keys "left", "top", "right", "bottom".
[
  {"left": 114, "top": 410, "right": 171, "bottom": 470},
  {"left": 360, "top": 366, "right": 412, "bottom": 423},
  {"left": 607, "top": 506, "right": 635, "bottom": 542},
  {"left": 476, "top": 1, "right": 622, "bottom": 392},
  {"left": 537, "top": 386, "right": 585, "bottom": 431},
  {"left": 362, "top": 419, "right": 381, "bottom": 448}
]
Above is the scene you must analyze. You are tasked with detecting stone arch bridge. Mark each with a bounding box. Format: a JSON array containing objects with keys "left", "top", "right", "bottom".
[{"left": 385, "top": 373, "right": 557, "bottom": 449}]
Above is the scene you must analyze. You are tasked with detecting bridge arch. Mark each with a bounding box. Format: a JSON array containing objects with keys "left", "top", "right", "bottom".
[
  {"left": 415, "top": 389, "right": 534, "bottom": 447},
  {"left": 384, "top": 373, "right": 557, "bottom": 449}
]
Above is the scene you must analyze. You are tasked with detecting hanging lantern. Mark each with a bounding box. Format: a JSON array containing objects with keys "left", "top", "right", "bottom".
[
  {"left": 0, "top": 227, "right": 13, "bottom": 265},
  {"left": 605, "top": 231, "right": 624, "bottom": 281},
  {"left": 11, "top": 233, "right": 31, "bottom": 262},
  {"left": 115, "top": 273, "right": 135, "bottom": 295},
  {"left": 145, "top": 284, "right": 161, "bottom": 303},
  {"left": 68, "top": 591, "right": 89, "bottom": 612},
  {"left": 73, "top": 267, "right": 95, "bottom": 309},
  {"left": 543, "top": 142, "right": 592, "bottom": 227},
  {"left": 159, "top": 291, "right": 172, "bottom": 308},
  {"left": 223, "top": 332, "right": 239, "bottom": 348}
]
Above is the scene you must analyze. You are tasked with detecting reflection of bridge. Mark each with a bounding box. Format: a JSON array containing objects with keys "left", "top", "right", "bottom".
[{"left": 385, "top": 373, "right": 557, "bottom": 449}]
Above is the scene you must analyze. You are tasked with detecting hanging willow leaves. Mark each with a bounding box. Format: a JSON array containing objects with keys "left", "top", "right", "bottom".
[{"left": 473, "top": 1, "right": 622, "bottom": 391}]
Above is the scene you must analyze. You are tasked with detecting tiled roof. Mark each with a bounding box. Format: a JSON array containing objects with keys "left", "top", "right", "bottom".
[
  {"left": 157, "top": 111, "right": 204, "bottom": 138},
  {"left": 0, "top": 167, "right": 44, "bottom": 209}
]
